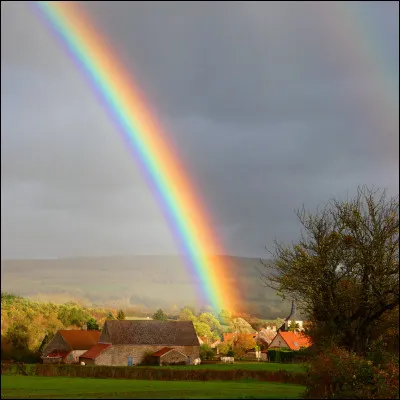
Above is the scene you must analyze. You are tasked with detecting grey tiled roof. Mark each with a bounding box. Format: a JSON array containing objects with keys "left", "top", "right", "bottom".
[{"left": 100, "top": 320, "right": 200, "bottom": 346}]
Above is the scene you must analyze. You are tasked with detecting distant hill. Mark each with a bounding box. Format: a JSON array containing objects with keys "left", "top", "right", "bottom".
[{"left": 0, "top": 255, "right": 292, "bottom": 318}]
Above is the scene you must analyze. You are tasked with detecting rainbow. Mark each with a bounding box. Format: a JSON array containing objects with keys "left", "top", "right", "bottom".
[
  {"left": 311, "top": 2, "right": 398, "bottom": 160},
  {"left": 32, "top": 1, "right": 238, "bottom": 313}
]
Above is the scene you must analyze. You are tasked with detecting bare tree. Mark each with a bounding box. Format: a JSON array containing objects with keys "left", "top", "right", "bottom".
[{"left": 260, "top": 186, "right": 399, "bottom": 354}]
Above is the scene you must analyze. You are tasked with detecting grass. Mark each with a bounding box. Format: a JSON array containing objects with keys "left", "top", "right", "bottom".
[
  {"left": 137, "top": 362, "right": 307, "bottom": 373},
  {"left": 1, "top": 375, "right": 306, "bottom": 399}
]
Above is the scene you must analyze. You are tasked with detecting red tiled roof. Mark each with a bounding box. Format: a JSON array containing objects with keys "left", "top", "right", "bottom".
[
  {"left": 279, "top": 332, "right": 312, "bottom": 351},
  {"left": 79, "top": 343, "right": 112, "bottom": 360},
  {"left": 58, "top": 330, "right": 101, "bottom": 350},
  {"left": 152, "top": 347, "right": 174, "bottom": 357},
  {"left": 45, "top": 351, "right": 70, "bottom": 358}
]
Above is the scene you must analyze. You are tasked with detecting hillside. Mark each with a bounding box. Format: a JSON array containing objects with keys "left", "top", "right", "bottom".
[{"left": 1, "top": 255, "right": 290, "bottom": 318}]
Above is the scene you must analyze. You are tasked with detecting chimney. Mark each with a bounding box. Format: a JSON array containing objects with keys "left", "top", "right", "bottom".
[{"left": 82, "top": 323, "right": 87, "bottom": 331}]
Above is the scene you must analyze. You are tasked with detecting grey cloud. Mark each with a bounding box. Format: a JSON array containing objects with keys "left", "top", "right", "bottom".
[{"left": 1, "top": 1, "right": 398, "bottom": 259}]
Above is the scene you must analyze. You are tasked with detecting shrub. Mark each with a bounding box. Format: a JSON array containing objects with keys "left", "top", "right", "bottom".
[
  {"left": 200, "top": 344, "right": 214, "bottom": 361},
  {"left": 305, "top": 346, "right": 399, "bottom": 399}
]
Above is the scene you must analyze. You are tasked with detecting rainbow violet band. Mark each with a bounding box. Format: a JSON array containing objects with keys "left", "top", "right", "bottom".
[{"left": 32, "top": 1, "right": 238, "bottom": 313}]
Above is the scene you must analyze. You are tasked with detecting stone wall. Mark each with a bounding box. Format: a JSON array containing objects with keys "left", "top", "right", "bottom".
[
  {"left": 94, "top": 345, "right": 200, "bottom": 366},
  {"left": 43, "top": 357, "right": 64, "bottom": 364},
  {"left": 65, "top": 350, "right": 87, "bottom": 364}
]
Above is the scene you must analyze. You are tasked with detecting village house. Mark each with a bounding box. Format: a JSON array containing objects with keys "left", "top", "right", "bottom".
[
  {"left": 79, "top": 320, "right": 200, "bottom": 366},
  {"left": 254, "top": 326, "right": 277, "bottom": 348},
  {"left": 41, "top": 329, "right": 101, "bottom": 364},
  {"left": 268, "top": 331, "right": 311, "bottom": 351},
  {"left": 198, "top": 336, "right": 221, "bottom": 349}
]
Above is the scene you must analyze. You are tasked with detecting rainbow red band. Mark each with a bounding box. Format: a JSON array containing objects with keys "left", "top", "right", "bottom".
[{"left": 33, "top": 1, "right": 238, "bottom": 313}]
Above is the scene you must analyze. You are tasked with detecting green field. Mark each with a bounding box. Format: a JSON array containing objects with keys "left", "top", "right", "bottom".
[
  {"left": 1, "top": 375, "right": 306, "bottom": 399},
  {"left": 137, "top": 362, "right": 307, "bottom": 373}
]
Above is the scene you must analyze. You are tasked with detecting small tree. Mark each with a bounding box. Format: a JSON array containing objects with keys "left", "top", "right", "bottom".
[
  {"left": 219, "top": 309, "right": 232, "bottom": 325},
  {"left": 117, "top": 310, "right": 126, "bottom": 320},
  {"left": 287, "top": 320, "right": 300, "bottom": 332},
  {"left": 193, "top": 320, "right": 213, "bottom": 338},
  {"left": 217, "top": 341, "right": 231, "bottom": 356},
  {"left": 234, "top": 334, "right": 257, "bottom": 359},
  {"left": 179, "top": 307, "right": 197, "bottom": 322},
  {"left": 229, "top": 317, "right": 254, "bottom": 334},
  {"left": 199, "top": 344, "right": 214, "bottom": 360},
  {"left": 152, "top": 308, "right": 168, "bottom": 321},
  {"left": 106, "top": 312, "right": 115, "bottom": 320},
  {"left": 86, "top": 318, "right": 100, "bottom": 330},
  {"left": 198, "top": 312, "right": 222, "bottom": 339}
]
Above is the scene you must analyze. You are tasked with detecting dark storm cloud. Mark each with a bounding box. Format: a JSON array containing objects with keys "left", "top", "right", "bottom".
[{"left": 1, "top": 1, "right": 398, "bottom": 258}]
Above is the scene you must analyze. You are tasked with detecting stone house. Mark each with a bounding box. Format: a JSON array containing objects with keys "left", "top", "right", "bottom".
[
  {"left": 42, "top": 330, "right": 101, "bottom": 364},
  {"left": 268, "top": 331, "right": 311, "bottom": 351},
  {"left": 79, "top": 320, "right": 200, "bottom": 366},
  {"left": 151, "top": 347, "right": 187, "bottom": 366}
]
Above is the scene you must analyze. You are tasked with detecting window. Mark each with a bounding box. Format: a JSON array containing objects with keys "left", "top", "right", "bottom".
[
  {"left": 69, "top": 354, "right": 73, "bottom": 361},
  {"left": 128, "top": 356, "right": 133, "bottom": 366}
]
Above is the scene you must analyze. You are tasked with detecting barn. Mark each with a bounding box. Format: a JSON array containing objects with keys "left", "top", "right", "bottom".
[
  {"left": 41, "top": 330, "right": 101, "bottom": 364},
  {"left": 79, "top": 320, "right": 200, "bottom": 366}
]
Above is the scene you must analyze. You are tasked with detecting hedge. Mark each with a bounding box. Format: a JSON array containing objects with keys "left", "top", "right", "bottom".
[
  {"left": 1, "top": 363, "right": 306, "bottom": 385},
  {"left": 268, "top": 349, "right": 296, "bottom": 363}
]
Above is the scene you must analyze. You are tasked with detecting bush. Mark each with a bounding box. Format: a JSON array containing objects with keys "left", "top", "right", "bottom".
[
  {"left": 227, "top": 349, "right": 234, "bottom": 357},
  {"left": 200, "top": 344, "right": 214, "bottom": 361},
  {"left": 305, "top": 346, "right": 399, "bottom": 399}
]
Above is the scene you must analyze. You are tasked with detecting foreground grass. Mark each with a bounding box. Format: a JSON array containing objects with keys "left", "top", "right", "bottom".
[
  {"left": 137, "top": 362, "right": 307, "bottom": 374},
  {"left": 1, "top": 375, "right": 305, "bottom": 399}
]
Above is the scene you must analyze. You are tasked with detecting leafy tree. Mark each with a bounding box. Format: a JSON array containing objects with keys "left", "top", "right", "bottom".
[
  {"left": 198, "top": 312, "right": 222, "bottom": 333},
  {"left": 217, "top": 341, "right": 231, "bottom": 356},
  {"left": 5, "top": 323, "right": 30, "bottom": 350},
  {"left": 193, "top": 320, "right": 212, "bottom": 338},
  {"left": 211, "top": 330, "right": 221, "bottom": 341},
  {"left": 261, "top": 186, "right": 399, "bottom": 354},
  {"left": 229, "top": 317, "right": 254, "bottom": 334},
  {"left": 58, "top": 305, "right": 90, "bottom": 327},
  {"left": 117, "top": 309, "right": 126, "bottom": 320},
  {"left": 218, "top": 309, "right": 232, "bottom": 325},
  {"left": 182, "top": 305, "right": 196, "bottom": 314},
  {"left": 152, "top": 308, "right": 168, "bottom": 321},
  {"left": 179, "top": 307, "right": 197, "bottom": 322},
  {"left": 233, "top": 334, "right": 256, "bottom": 359},
  {"left": 86, "top": 318, "right": 100, "bottom": 330}
]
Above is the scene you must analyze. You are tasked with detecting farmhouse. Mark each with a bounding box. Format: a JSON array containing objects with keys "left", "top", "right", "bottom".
[
  {"left": 42, "top": 330, "right": 101, "bottom": 364},
  {"left": 79, "top": 320, "right": 200, "bottom": 366},
  {"left": 268, "top": 331, "right": 311, "bottom": 351}
]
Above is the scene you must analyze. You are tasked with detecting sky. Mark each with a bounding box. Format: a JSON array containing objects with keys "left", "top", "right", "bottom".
[{"left": 1, "top": 1, "right": 399, "bottom": 259}]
